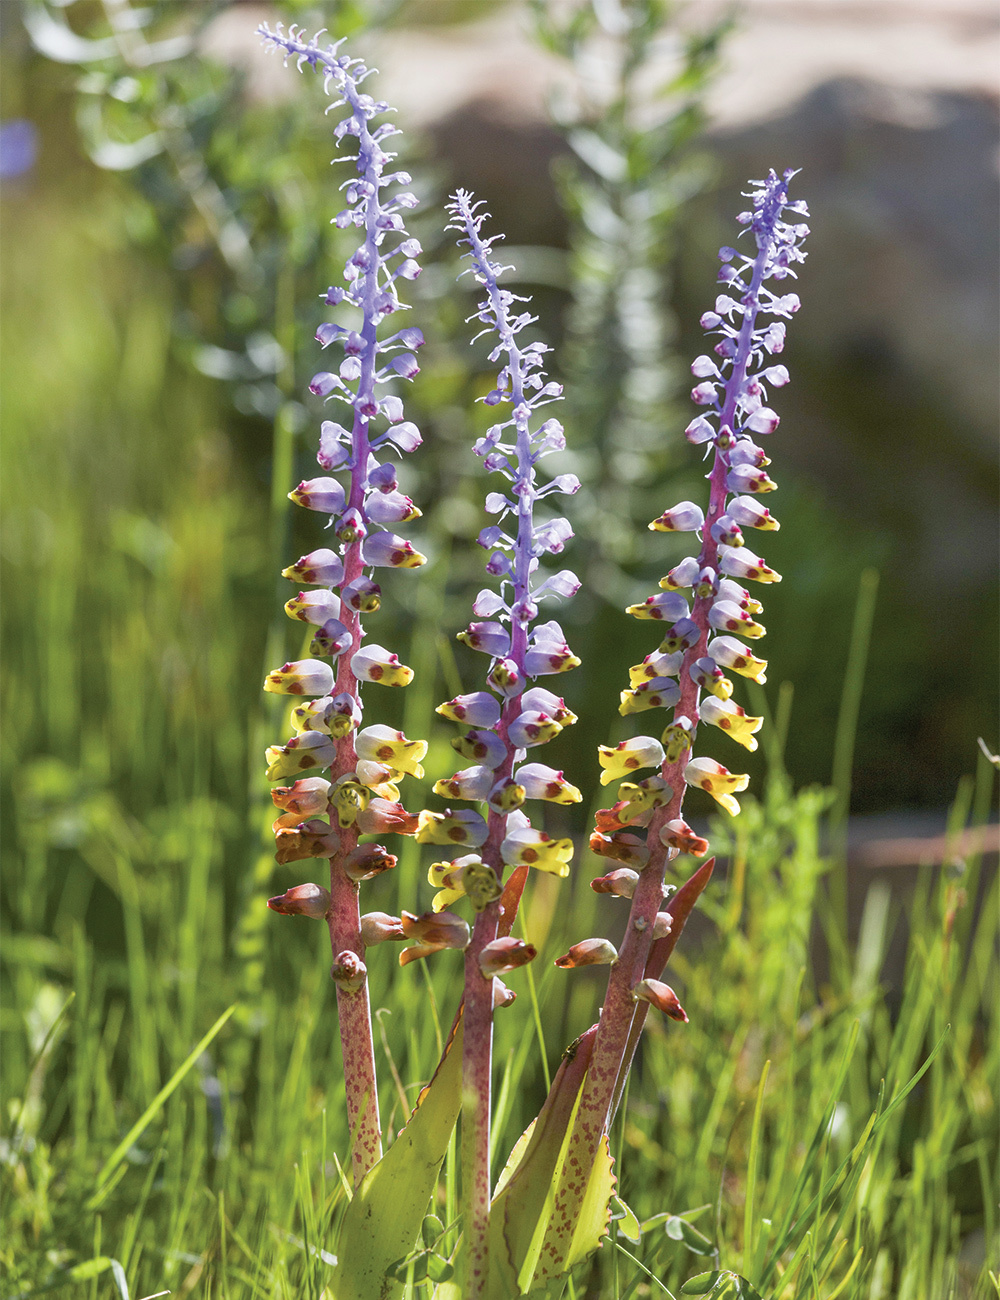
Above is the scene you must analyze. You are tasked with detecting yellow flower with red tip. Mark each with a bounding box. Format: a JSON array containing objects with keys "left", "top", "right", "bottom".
[
  {"left": 683, "top": 756, "right": 750, "bottom": 817},
  {"left": 597, "top": 736, "right": 666, "bottom": 785},
  {"left": 699, "top": 696, "right": 763, "bottom": 751},
  {"left": 355, "top": 724, "right": 427, "bottom": 779},
  {"left": 500, "top": 827, "right": 574, "bottom": 875}
]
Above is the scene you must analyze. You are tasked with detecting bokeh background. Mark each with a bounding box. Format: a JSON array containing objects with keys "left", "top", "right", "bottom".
[{"left": 1, "top": 0, "right": 997, "bottom": 1294}]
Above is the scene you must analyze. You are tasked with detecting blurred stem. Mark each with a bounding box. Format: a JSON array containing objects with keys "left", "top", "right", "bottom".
[{"left": 830, "top": 568, "right": 879, "bottom": 843}]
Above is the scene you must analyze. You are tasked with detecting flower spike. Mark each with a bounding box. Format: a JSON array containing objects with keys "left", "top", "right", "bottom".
[
  {"left": 548, "top": 171, "right": 808, "bottom": 1246},
  {"left": 256, "top": 22, "right": 431, "bottom": 1188}
]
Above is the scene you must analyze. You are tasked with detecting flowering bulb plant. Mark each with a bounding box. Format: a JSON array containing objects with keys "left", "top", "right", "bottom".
[{"left": 256, "top": 23, "right": 807, "bottom": 1299}]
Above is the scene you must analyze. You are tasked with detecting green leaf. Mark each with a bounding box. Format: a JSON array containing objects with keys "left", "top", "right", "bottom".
[
  {"left": 611, "top": 1195, "right": 641, "bottom": 1244},
  {"left": 422, "top": 1215, "right": 445, "bottom": 1248},
  {"left": 426, "top": 1254, "right": 454, "bottom": 1283},
  {"left": 332, "top": 1017, "right": 464, "bottom": 1300},
  {"left": 681, "top": 1272, "right": 726, "bottom": 1295},
  {"left": 485, "top": 1028, "right": 608, "bottom": 1298},
  {"left": 665, "top": 1217, "right": 714, "bottom": 1255}
]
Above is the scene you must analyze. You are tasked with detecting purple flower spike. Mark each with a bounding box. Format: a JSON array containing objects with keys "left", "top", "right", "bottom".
[
  {"left": 550, "top": 174, "right": 808, "bottom": 1242},
  {"left": 257, "top": 23, "right": 433, "bottom": 1191},
  {"left": 431, "top": 189, "right": 585, "bottom": 1294}
]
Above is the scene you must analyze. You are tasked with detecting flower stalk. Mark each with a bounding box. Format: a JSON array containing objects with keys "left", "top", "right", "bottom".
[
  {"left": 415, "top": 189, "right": 582, "bottom": 1296},
  {"left": 551, "top": 168, "right": 809, "bottom": 1232},
  {"left": 257, "top": 23, "right": 428, "bottom": 1187}
]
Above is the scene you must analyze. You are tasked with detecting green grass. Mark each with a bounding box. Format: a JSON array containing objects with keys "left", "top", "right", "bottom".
[{"left": 2, "top": 61, "right": 998, "bottom": 1300}]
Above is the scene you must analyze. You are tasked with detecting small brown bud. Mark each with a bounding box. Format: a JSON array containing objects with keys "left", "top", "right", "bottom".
[
  {"left": 355, "top": 798, "right": 420, "bottom": 835},
  {"left": 274, "top": 818, "right": 340, "bottom": 864},
  {"left": 659, "top": 818, "right": 710, "bottom": 857},
  {"left": 267, "top": 882, "right": 331, "bottom": 918},
  {"left": 399, "top": 910, "right": 471, "bottom": 963},
  {"left": 652, "top": 912, "right": 673, "bottom": 939},
  {"left": 555, "top": 938, "right": 618, "bottom": 968},
  {"left": 478, "top": 937, "right": 536, "bottom": 977},
  {"left": 360, "top": 911, "right": 405, "bottom": 945},
  {"left": 270, "top": 777, "right": 331, "bottom": 818},
  {"left": 330, "top": 949, "right": 367, "bottom": 993},
  {"left": 633, "top": 977, "right": 688, "bottom": 1022},
  {"left": 590, "top": 868, "right": 640, "bottom": 898},
  {"left": 343, "top": 843, "right": 398, "bottom": 882},
  {"left": 493, "top": 979, "right": 517, "bottom": 1009},
  {"left": 589, "top": 831, "right": 650, "bottom": 867}
]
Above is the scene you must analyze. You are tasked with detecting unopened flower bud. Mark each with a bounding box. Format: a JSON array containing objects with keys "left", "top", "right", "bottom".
[
  {"left": 342, "top": 843, "right": 398, "bottom": 882},
  {"left": 555, "top": 938, "right": 618, "bottom": 968},
  {"left": 493, "top": 980, "right": 517, "bottom": 1009},
  {"left": 653, "top": 912, "right": 673, "bottom": 939},
  {"left": 360, "top": 912, "right": 405, "bottom": 944},
  {"left": 355, "top": 799, "right": 420, "bottom": 836},
  {"left": 633, "top": 978, "right": 688, "bottom": 1022},
  {"left": 330, "top": 950, "right": 367, "bottom": 993},
  {"left": 271, "top": 777, "right": 331, "bottom": 817},
  {"left": 590, "top": 868, "right": 640, "bottom": 898},
  {"left": 267, "top": 882, "right": 331, "bottom": 918},
  {"left": 399, "top": 910, "right": 470, "bottom": 966},
  {"left": 478, "top": 937, "right": 536, "bottom": 977},
  {"left": 589, "top": 831, "right": 650, "bottom": 867},
  {"left": 660, "top": 818, "right": 710, "bottom": 856}
]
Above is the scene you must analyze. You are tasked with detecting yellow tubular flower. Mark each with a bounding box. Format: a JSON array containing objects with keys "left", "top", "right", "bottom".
[
  {"left": 683, "top": 756, "right": 750, "bottom": 817},
  {"left": 597, "top": 736, "right": 666, "bottom": 785},
  {"left": 699, "top": 696, "right": 763, "bottom": 751}
]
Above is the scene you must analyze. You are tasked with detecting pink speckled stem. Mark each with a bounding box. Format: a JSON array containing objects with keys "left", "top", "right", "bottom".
[{"left": 326, "top": 848, "right": 382, "bottom": 1184}]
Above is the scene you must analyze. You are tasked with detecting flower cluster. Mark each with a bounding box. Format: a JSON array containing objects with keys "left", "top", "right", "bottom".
[
  {"left": 258, "top": 24, "right": 427, "bottom": 931},
  {"left": 407, "top": 190, "right": 583, "bottom": 945},
  {"left": 587, "top": 170, "right": 807, "bottom": 877}
]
